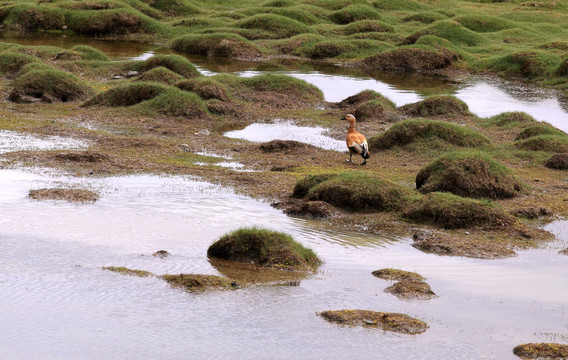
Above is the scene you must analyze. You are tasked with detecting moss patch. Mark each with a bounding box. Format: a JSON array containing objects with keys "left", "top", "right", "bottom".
[
  {"left": 162, "top": 274, "right": 237, "bottom": 291},
  {"left": 485, "top": 112, "right": 537, "bottom": 128},
  {"left": 135, "top": 66, "right": 186, "bottom": 85},
  {"left": 318, "top": 310, "right": 428, "bottom": 334},
  {"left": 514, "top": 135, "right": 568, "bottom": 153},
  {"left": 28, "top": 188, "right": 99, "bottom": 203},
  {"left": 139, "top": 54, "right": 201, "bottom": 79},
  {"left": 513, "top": 343, "right": 568, "bottom": 359},
  {"left": 170, "top": 33, "right": 263, "bottom": 59},
  {"left": 415, "top": 151, "right": 524, "bottom": 199},
  {"left": 384, "top": 280, "right": 437, "bottom": 300},
  {"left": 515, "top": 123, "right": 567, "bottom": 141},
  {"left": 371, "top": 268, "right": 424, "bottom": 282},
  {"left": 207, "top": 227, "right": 321, "bottom": 270},
  {"left": 176, "top": 77, "right": 229, "bottom": 101},
  {"left": 359, "top": 48, "right": 458, "bottom": 72},
  {"left": 83, "top": 82, "right": 169, "bottom": 107}
]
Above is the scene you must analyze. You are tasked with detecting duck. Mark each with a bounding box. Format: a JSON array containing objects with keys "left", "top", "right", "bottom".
[{"left": 342, "top": 114, "right": 370, "bottom": 166}]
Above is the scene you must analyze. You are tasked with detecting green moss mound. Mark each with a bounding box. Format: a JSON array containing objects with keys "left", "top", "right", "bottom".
[
  {"left": 513, "top": 343, "right": 568, "bottom": 360},
  {"left": 0, "top": 4, "right": 65, "bottom": 32},
  {"left": 170, "top": 33, "right": 263, "bottom": 58},
  {"left": 135, "top": 88, "right": 209, "bottom": 118},
  {"left": 0, "top": 51, "right": 39, "bottom": 77},
  {"left": 162, "top": 274, "right": 236, "bottom": 291},
  {"left": 70, "top": 45, "right": 109, "bottom": 61},
  {"left": 146, "top": 0, "right": 200, "bottom": 16},
  {"left": 207, "top": 227, "right": 321, "bottom": 270},
  {"left": 486, "top": 112, "right": 537, "bottom": 128},
  {"left": 545, "top": 153, "right": 568, "bottom": 170},
  {"left": 240, "top": 73, "right": 323, "bottom": 102},
  {"left": 368, "top": 119, "right": 491, "bottom": 151},
  {"left": 343, "top": 20, "right": 394, "bottom": 35},
  {"left": 353, "top": 99, "right": 392, "bottom": 121},
  {"left": 83, "top": 82, "right": 169, "bottom": 107},
  {"left": 176, "top": 78, "right": 229, "bottom": 101},
  {"left": 329, "top": 4, "right": 381, "bottom": 25},
  {"left": 403, "top": 12, "right": 446, "bottom": 24},
  {"left": 454, "top": 14, "right": 515, "bottom": 33},
  {"left": 400, "top": 96, "right": 470, "bottom": 117},
  {"left": 65, "top": 9, "right": 156, "bottom": 36},
  {"left": 402, "top": 192, "right": 513, "bottom": 230},
  {"left": 404, "top": 20, "right": 486, "bottom": 47},
  {"left": 295, "top": 172, "right": 415, "bottom": 212},
  {"left": 237, "top": 14, "right": 313, "bottom": 39},
  {"left": 135, "top": 66, "right": 185, "bottom": 85},
  {"left": 514, "top": 135, "right": 568, "bottom": 153},
  {"left": 557, "top": 58, "right": 568, "bottom": 76},
  {"left": 515, "top": 123, "right": 567, "bottom": 141},
  {"left": 415, "top": 151, "right": 524, "bottom": 199},
  {"left": 338, "top": 89, "right": 395, "bottom": 109},
  {"left": 9, "top": 68, "right": 93, "bottom": 103},
  {"left": 359, "top": 47, "right": 458, "bottom": 72},
  {"left": 488, "top": 51, "right": 559, "bottom": 78},
  {"left": 140, "top": 54, "right": 200, "bottom": 78}
]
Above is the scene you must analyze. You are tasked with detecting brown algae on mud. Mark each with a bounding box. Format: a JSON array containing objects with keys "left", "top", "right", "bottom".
[
  {"left": 28, "top": 188, "right": 99, "bottom": 203},
  {"left": 318, "top": 310, "right": 428, "bottom": 335},
  {"left": 372, "top": 268, "right": 424, "bottom": 282},
  {"left": 513, "top": 343, "right": 568, "bottom": 359},
  {"left": 102, "top": 267, "right": 154, "bottom": 278},
  {"left": 161, "top": 274, "right": 238, "bottom": 291},
  {"left": 384, "top": 280, "right": 437, "bottom": 300}
]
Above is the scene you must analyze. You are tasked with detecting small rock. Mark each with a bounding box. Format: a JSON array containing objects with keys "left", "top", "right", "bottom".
[
  {"left": 126, "top": 71, "right": 139, "bottom": 77},
  {"left": 153, "top": 250, "right": 170, "bottom": 258},
  {"left": 194, "top": 129, "right": 210, "bottom": 136}
]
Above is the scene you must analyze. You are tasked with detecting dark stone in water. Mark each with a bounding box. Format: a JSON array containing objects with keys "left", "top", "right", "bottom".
[{"left": 153, "top": 250, "right": 170, "bottom": 258}]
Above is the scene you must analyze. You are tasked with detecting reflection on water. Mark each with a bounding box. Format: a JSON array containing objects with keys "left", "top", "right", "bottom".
[
  {"left": 224, "top": 120, "right": 345, "bottom": 152},
  {"left": 0, "top": 167, "right": 567, "bottom": 359},
  {"left": 0, "top": 130, "right": 88, "bottom": 154}
]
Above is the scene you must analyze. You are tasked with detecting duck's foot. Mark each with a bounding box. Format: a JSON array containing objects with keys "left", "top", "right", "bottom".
[
  {"left": 345, "top": 159, "right": 352, "bottom": 163},
  {"left": 360, "top": 161, "right": 367, "bottom": 166}
]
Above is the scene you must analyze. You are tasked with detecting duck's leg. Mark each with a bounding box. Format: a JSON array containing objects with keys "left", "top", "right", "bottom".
[
  {"left": 360, "top": 159, "right": 367, "bottom": 166},
  {"left": 345, "top": 153, "right": 353, "bottom": 163}
]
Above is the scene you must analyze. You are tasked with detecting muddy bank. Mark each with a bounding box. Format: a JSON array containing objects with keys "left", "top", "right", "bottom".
[{"left": 318, "top": 310, "right": 428, "bottom": 335}]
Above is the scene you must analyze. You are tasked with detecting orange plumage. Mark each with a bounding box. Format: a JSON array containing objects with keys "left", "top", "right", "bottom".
[{"left": 342, "top": 114, "right": 370, "bottom": 165}]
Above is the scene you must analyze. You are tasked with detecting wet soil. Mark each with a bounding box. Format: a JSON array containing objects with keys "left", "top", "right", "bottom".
[
  {"left": 384, "top": 280, "right": 437, "bottom": 300},
  {"left": 28, "top": 188, "right": 99, "bottom": 203},
  {"left": 513, "top": 343, "right": 568, "bottom": 359}
]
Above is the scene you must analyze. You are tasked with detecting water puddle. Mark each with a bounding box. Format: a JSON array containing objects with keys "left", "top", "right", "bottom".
[
  {"left": 0, "top": 130, "right": 88, "bottom": 154},
  {"left": 224, "top": 120, "right": 345, "bottom": 152}
]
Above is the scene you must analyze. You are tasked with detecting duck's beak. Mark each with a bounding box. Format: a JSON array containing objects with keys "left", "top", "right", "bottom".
[{"left": 340, "top": 116, "right": 346, "bottom": 120}]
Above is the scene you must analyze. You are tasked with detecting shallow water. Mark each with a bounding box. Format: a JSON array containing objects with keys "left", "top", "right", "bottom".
[
  {"left": 224, "top": 120, "right": 345, "bottom": 152},
  {"left": 0, "top": 167, "right": 567, "bottom": 360}
]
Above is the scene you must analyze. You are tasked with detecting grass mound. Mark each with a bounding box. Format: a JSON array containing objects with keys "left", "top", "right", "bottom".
[
  {"left": 65, "top": 9, "right": 155, "bottom": 36},
  {"left": 162, "top": 274, "right": 236, "bottom": 291},
  {"left": 135, "top": 66, "right": 185, "bottom": 85},
  {"left": 238, "top": 73, "right": 323, "bottom": 103},
  {"left": 404, "top": 20, "right": 486, "bottom": 47},
  {"left": 372, "top": 268, "right": 424, "bottom": 282},
  {"left": 514, "top": 135, "right": 568, "bottom": 153},
  {"left": 140, "top": 54, "right": 200, "bottom": 78},
  {"left": 237, "top": 14, "right": 313, "bottom": 39},
  {"left": 403, "top": 12, "right": 447, "bottom": 24},
  {"left": 486, "top": 112, "right": 537, "bottom": 128},
  {"left": 9, "top": 68, "right": 93, "bottom": 103},
  {"left": 454, "top": 14, "right": 515, "bottom": 33},
  {"left": 135, "top": 88, "right": 209, "bottom": 118},
  {"left": 83, "top": 82, "right": 169, "bottom": 107},
  {"left": 343, "top": 20, "right": 394, "bottom": 35},
  {"left": 176, "top": 78, "right": 229, "bottom": 101},
  {"left": 515, "top": 123, "right": 567, "bottom": 141},
  {"left": 170, "top": 33, "right": 263, "bottom": 59},
  {"left": 146, "top": 0, "right": 200, "bottom": 16},
  {"left": 318, "top": 310, "right": 428, "bottom": 334},
  {"left": 207, "top": 227, "right": 321, "bottom": 270},
  {"left": 368, "top": 119, "right": 491, "bottom": 151},
  {"left": 294, "top": 172, "right": 415, "bottom": 212},
  {"left": 359, "top": 48, "right": 458, "bottom": 72},
  {"left": 402, "top": 192, "right": 513, "bottom": 230},
  {"left": 488, "top": 51, "right": 559, "bottom": 78},
  {"left": 353, "top": 100, "right": 392, "bottom": 121},
  {"left": 513, "top": 343, "right": 568, "bottom": 360},
  {"left": 545, "top": 153, "right": 568, "bottom": 170},
  {"left": 0, "top": 51, "right": 39, "bottom": 77},
  {"left": 400, "top": 96, "right": 470, "bottom": 117},
  {"left": 329, "top": 4, "right": 381, "bottom": 25},
  {"left": 70, "top": 45, "right": 109, "bottom": 61},
  {"left": 415, "top": 151, "right": 524, "bottom": 199},
  {"left": 337, "top": 89, "right": 395, "bottom": 109}
]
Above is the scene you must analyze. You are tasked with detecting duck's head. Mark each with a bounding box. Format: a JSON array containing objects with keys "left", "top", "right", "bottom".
[{"left": 341, "top": 114, "right": 356, "bottom": 125}]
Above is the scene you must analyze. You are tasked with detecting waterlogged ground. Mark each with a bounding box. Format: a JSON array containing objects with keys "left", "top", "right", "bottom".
[{"left": 0, "top": 165, "right": 567, "bottom": 360}]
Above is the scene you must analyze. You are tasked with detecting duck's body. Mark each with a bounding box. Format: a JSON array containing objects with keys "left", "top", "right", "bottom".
[{"left": 342, "top": 114, "right": 370, "bottom": 165}]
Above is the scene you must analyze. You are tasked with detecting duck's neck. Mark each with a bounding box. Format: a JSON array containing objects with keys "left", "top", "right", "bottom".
[{"left": 348, "top": 123, "right": 356, "bottom": 131}]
